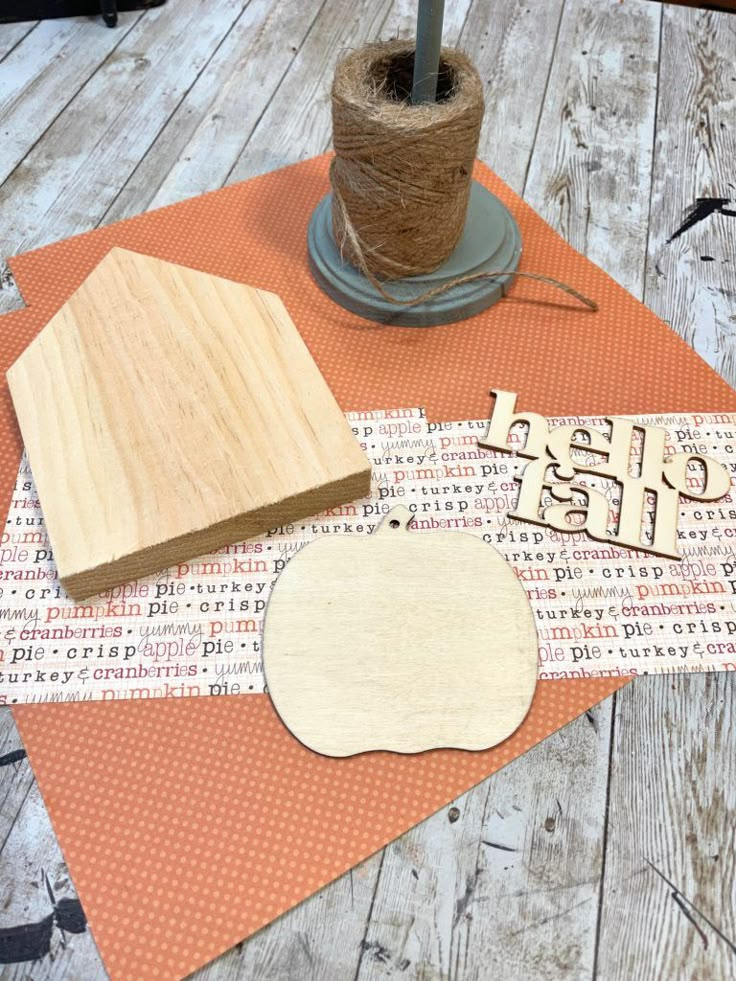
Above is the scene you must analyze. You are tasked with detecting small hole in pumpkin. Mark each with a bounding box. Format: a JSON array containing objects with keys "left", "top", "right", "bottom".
[{"left": 389, "top": 519, "right": 401, "bottom": 529}]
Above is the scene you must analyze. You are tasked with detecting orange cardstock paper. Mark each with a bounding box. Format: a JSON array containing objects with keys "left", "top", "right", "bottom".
[{"left": 5, "top": 156, "right": 736, "bottom": 980}]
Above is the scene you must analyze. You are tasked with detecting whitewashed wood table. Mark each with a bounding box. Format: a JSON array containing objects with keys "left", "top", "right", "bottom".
[{"left": 0, "top": 1, "right": 735, "bottom": 978}]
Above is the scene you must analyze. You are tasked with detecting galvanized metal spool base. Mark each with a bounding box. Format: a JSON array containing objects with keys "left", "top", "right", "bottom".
[{"left": 307, "top": 181, "right": 522, "bottom": 327}]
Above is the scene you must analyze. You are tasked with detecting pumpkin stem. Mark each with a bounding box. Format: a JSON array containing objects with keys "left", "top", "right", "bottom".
[{"left": 376, "top": 505, "right": 414, "bottom": 534}]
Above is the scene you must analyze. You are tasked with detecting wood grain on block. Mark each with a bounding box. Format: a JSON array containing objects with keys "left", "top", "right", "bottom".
[
  {"left": 6, "top": 248, "right": 371, "bottom": 600},
  {"left": 263, "top": 506, "right": 539, "bottom": 757}
]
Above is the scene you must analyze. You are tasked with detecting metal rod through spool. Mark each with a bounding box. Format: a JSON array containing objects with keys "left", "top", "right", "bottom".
[{"left": 411, "top": 0, "right": 445, "bottom": 104}]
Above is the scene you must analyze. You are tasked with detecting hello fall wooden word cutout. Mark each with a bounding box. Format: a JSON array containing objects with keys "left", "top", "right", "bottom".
[
  {"left": 263, "top": 506, "right": 538, "bottom": 757},
  {"left": 479, "top": 390, "right": 732, "bottom": 559}
]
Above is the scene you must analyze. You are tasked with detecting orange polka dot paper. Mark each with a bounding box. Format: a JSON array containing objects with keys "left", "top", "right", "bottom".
[{"left": 7, "top": 155, "right": 736, "bottom": 981}]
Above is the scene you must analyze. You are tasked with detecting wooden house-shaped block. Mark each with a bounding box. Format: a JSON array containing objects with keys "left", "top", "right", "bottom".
[{"left": 7, "top": 249, "right": 371, "bottom": 600}]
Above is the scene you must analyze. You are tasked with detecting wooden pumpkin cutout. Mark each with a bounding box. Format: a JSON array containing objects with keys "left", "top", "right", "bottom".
[{"left": 263, "top": 506, "right": 538, "bottom": 757}]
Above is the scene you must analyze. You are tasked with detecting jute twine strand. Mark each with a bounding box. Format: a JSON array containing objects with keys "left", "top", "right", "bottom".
[{"left": 330, "top": 41, "right": 597, "bottom": 313}]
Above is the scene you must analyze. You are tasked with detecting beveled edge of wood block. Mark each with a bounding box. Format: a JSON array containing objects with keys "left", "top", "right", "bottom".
[{"left": 61, "top": 465, "right": 371, "bottom": 601}]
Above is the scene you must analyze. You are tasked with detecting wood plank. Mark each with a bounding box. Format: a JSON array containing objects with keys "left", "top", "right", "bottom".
[
  {"left": 0, "top": 710, "right": 34, "bottom": 862},
  {"left": 108, "top": 0, "right": 326, "bottom": 219},
  {"left": 0, "top": 19, "right": 92, "bottom": 114},
  {"left": 193, "top": 853, "right": 382, "bottom": 980},
  {"left": 0, "top": 0, "right": 251, "bottom": 315},
  {"left": 462, "top": 0, "right": 565, "bottom": 194},
  {"left": 7, "top": 249, "right": 370, "bottom": 599},
  {"left": 0, "top": 22, "right": 38, "bottom": 62},
  {"left": 381, "top": 0, "right": 472, "bottom": 44},
  {"left": 110, "top": 0, "right": 474, "bottom": 221},
  {"left": 355, "top": 703, "right": 614, "bottom": 980},
  {"left": 226, "top": 0, "right": 394, "bottom": 184},
  {"left": 0, "top": 772, "right": 105, "bottom": 981},
  {"left": 597, "top": 9, "right": 736, "bottom": 975},
  {"left": 1, "top": 709, "right": 105, "bottom": 977},
  {"left": 524, "top": 0, "right": 661, "bottom": 299},
  {"left": 356, "top": 782, "right": 489, "bottom": 980},
  {"left": 644, "top": 4, "right": 736, "bottom": 388},
  {"left": 596, "top": 675, "right": 736, "bottom": 978},
  {"left": 0, "top": 12, "right": 145, "bottom": 189}
]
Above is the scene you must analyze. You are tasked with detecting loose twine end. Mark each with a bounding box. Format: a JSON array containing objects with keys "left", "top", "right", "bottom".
[{"left": 333, "top": 182, "right": 598, "bottom": 313}]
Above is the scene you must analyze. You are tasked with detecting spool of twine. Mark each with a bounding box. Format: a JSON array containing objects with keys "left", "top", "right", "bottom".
[{"left": 330, "top": 40, "right": 597, "bottom": 312}]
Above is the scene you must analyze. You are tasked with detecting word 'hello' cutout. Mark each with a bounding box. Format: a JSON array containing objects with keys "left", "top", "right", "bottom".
[{"left": 478, "top": 391, "right": 732, "bottom": 559}]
